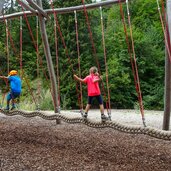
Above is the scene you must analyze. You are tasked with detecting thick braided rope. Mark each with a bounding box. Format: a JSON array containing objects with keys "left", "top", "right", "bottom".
[{"left": 0, "top": 109, "right": 171, "bottom": 141}]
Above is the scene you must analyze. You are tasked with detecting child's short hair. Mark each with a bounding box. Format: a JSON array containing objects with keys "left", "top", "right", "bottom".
[{"left": 90, "top": 66, "right": 98, "bottom": 74}]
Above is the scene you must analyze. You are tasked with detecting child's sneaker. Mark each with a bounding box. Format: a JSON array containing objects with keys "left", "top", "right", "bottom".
[
  {"left": 11, "top": 105, "right": 16, "bottom": 110},
  {"left": 4, "top": 106, "right": 9, "bottom": 111},
  {"left": 82, "top": 113, "right": 88, "bottom": 119},
  {"left": 101, "top": 114, "right": 108, "bottom": 122}
]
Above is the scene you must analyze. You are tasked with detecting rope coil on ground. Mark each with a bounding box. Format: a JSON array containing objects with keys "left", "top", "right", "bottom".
[{"left": 0, "top": 109, "right": 171, "bottom": 141}]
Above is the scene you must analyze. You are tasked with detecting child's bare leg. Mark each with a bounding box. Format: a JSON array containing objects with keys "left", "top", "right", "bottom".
[
  {"left": 12, "top": 98, "right": 15, "bottom": 106},
  {"left": 100, "top": 104, "right": 108, "bottom": 121},
  {"left": 6, "top": 100, "right": 10, "bottom": 107},
  {"left": 99, "top": 104, "right": 104, "bottom": 114},
  {"left": 82, "top": 104, "right": 91, "bottom": 119},
  {"left": 85, "top": 104, "right": 91, "bottom": 113}
]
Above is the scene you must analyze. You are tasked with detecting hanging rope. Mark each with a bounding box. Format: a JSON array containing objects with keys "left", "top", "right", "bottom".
[
  {"left": 3, "top": 13, "right": 38, "bottom": 108},
  {"left": 157, "top": 0, "right": 171, "bottom": 62},
  {"left": 99, "top": 6, "right": 111, "bottom": 120},
  {"left": 20, "top": 16, "right": 23, "bottom": 78},
  {"left": 81, "top": 0, "right": 110, "bottom": 116},
  {"left": 5, "top": 19, "right": 9, "bottom": 74},
  {"left": 50, "top": 0, "right": 84, "bottom": 112},
  {"left": 156, "top": 0, "right": 171, "bottom": 62},
  {"left": 74, "top": 10, "right": 84, "bottom": 113},
  {"left": 81, "top": 0, "right": 100, "bottom": 70},
  {"left": 17, "top": 0, "right": 57, "bottom": 109},
  {"left": 118, "top": 0, "right": 140, "bottom": 113},
  {"left": 54, "top": 15, "right": 61, "bottom": 112},
  {"left": 50, "top": 0, "right": 75, "bottom": 73},
  {"left": 36, "top": 16, "right": 41, "bottom": 110},
  {"left": 125, "top": 0, "right": 146, "bottom": 127},
  {"left": 160, "top": 0, "right": 171, "bottom": 50},
  {"left": 17, "top": 15, "right": 38, "bottom": 108},
  {"left": 0, "top": 19, "right": 9, "bottom": 106},
  {"left": 2, "top": 15, "right": 19, "bottom": 60},
  {"left": 0, "top": 18, "right": 7, "bottom": 107}
]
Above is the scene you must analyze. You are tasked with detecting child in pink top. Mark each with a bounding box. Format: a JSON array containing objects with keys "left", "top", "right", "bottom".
[{"left": 74, "top": 66, "right": 108, "bottom": 122}]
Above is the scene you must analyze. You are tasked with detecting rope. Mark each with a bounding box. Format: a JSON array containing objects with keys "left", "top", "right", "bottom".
[
  {"left": 50, "top": 0, "right": 75, "bottom": 73},
  {"left": 2, "top": 16, "right": 18, "bottom": 59},
  {"left": 17, "top": 1, "right": 49, "bottom": 82},
  {"left": 118, "top": 0, "right": 141, "bottom": 118},
  {"left": 5, "top": 19, "right": 9, "bottom": 74},
  {"left": 74, "top": 10, "right": 84, "bottom": 113},
  {"left": 156, "top": 0, "right": 171, "bottom": 62},
  {"left": 50, "top": 0, "right": 83, "bottom": 111},
  {"left": 81, "top": 0, "right": 100, "bottom": 69},
  {"left": 81, "top": 0, "right": 110, "bottom": 116},
  {"left": 36, "top": 16, "right": 41, "bottom": 110},
  {"left": 20, "top": 16, "right": 23, "bottom": 78},
  {"left": 160, "top": 0, "right": 171, "bottom": 59},
  {"left": 125, "top": 0, "right": 146, "bottom": 127},
  {"left": 99, "top": 6, "right": 111, "bottom": 119},
  {"left": 3, "top": 11, "right": 37, "bottom": 107},
  {"left": 17, "top": 0, "right": 56, "bottom": 108},
  {"left": 160, "top": 0, "right": 171, "bottom": 50},
  {"left": 54, "top": 15, "right": 61, "bottom": 112},
  {"left": 1, "top": 18, "right": 9, "bottom": 102},
  {"left": 1, "top": 109, "right": 171, "bottom": 141}
]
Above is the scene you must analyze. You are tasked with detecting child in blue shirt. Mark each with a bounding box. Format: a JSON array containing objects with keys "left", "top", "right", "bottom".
[{"left": 0, "top": 70, "right": 22, "bottom": 110}]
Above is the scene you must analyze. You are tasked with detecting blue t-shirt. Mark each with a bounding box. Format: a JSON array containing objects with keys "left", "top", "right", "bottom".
[{"left": 8, "top": 75, "right": 22, "bottom": 93}]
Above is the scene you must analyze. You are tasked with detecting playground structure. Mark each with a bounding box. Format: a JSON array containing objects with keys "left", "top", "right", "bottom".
[{"left": 0, "top": 0, "right": 171, "bottom": 140}]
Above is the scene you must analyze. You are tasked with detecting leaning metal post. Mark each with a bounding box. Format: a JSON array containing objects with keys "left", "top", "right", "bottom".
[
  {"left": 36, "top": 0, "right": 60, "bottom": 123},
  {"left": 26, "top": 0, "right": 48, "bottom": 18},
  {"left": 18, "top": 0, "right": 37, "bottom": 14}
]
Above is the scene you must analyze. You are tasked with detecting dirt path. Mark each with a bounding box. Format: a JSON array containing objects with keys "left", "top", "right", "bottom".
[{"left": 0, "top": 110, "right": 171, "bottom": 171}]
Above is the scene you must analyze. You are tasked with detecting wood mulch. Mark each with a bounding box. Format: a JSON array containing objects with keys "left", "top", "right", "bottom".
[{"left": 0, "top": 115, "right": 171, "bottom": 171}]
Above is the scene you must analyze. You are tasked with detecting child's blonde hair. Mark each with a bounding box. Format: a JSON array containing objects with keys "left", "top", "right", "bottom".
[{"left": 90, "top": 66, "right": 98, "bottom": 74}]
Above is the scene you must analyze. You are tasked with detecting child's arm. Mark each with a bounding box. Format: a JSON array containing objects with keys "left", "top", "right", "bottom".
[
  {"left": 0, "top": 76, "right": 8, "bottom": 80},
  {"left": 93, "top": 72, "right": 102, "bottom": 83},
  {"left": 74, "top": 74, "right": 85, "bottom": 83}
]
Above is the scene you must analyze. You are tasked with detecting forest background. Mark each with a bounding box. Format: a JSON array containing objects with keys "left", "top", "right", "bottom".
[{"left": 0, "top": 0, "right": 166, "bottom": 111}]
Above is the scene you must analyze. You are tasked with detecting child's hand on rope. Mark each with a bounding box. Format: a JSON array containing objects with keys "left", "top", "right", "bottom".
[
  {"left": 94, "top": 72, "right": 102, "bottom": 80},
  {"left": 94, "top": 72, "right": 99, "bottom": 76},
  {"left": 0, "top": 76, "right": 7, "bottom": 79},
  {"left": 73, "top": 74, "right": 77, "bottom": 80}
]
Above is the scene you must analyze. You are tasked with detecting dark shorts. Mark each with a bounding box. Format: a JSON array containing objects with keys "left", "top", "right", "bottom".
[
  {"left": 7, "top": 92, "right": 20, "bottom": 101},
  {"left": 88, "top": 95, "right": 103, "bottom": 105}
]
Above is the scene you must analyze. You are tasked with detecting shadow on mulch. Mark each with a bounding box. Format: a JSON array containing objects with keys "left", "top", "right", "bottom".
[{"left": 0, "top": 116, "right": 171, "bottom": 171}]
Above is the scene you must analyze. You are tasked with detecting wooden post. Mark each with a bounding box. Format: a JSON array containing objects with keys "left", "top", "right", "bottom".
[
  {"left": 36, "top": 0, "right": 60, "bottom": 118},
  {"left": 163, "top": 0, "right": 171, "bottom": 130}
]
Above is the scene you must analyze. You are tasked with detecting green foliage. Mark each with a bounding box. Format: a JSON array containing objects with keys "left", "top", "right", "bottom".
[
  {"left": 39, "top": 89, "right": 54, "bottom": 110},
  {"left": 0, "top": 0, "right": 166, "bottom": 110}
]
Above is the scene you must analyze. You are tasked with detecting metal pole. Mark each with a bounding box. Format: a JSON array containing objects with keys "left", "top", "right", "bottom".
[
  {"left": 17, "top": 0, "right": 37, "bottom": 14},
  {"left": 26, "top": 0, "right": 48, "bottom": 18},
  {"left": 36, "top": 0, "right": 59, "bottom": 116},
  {"left": 163, "top": 0, "right": 171, "bottom": 130},
  {"left": 0, "top": 0, "right": 125, "bottom": 21}
]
